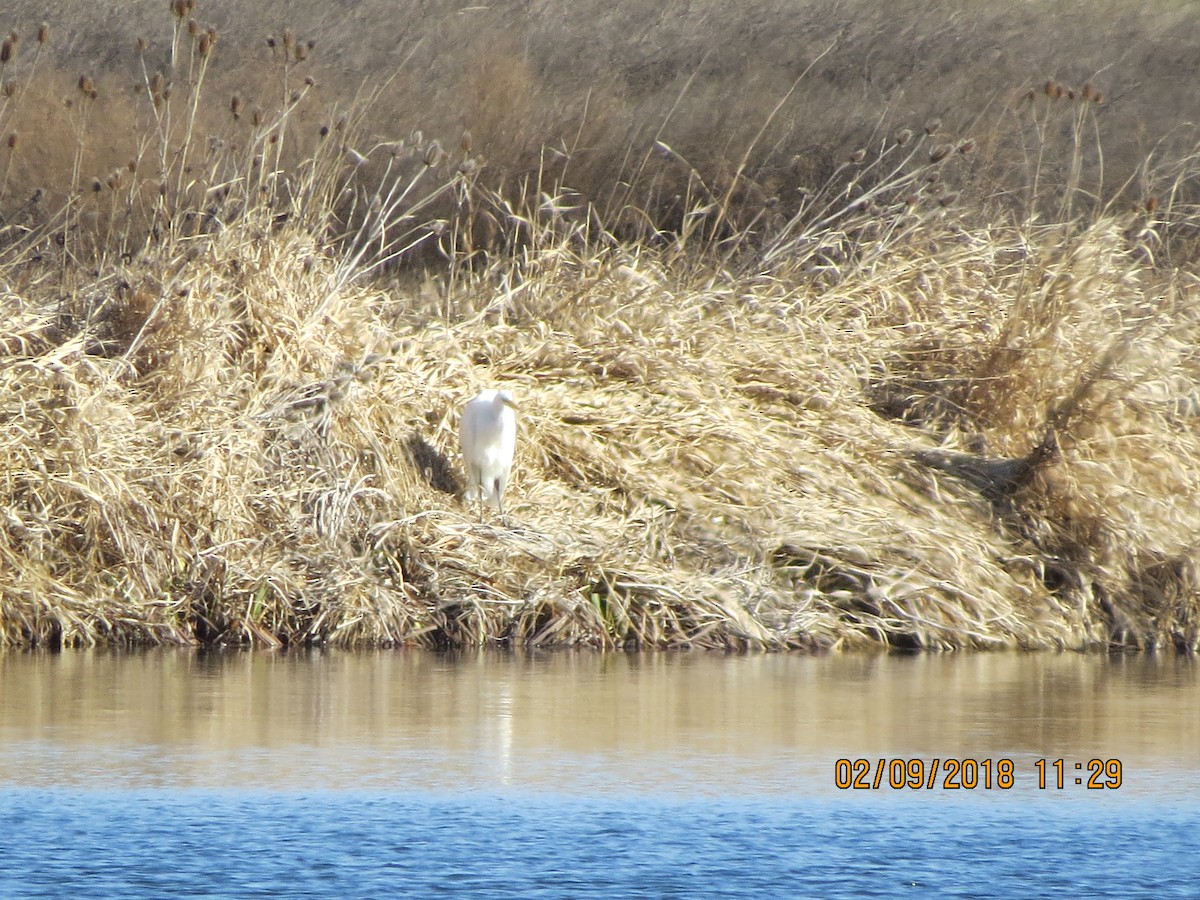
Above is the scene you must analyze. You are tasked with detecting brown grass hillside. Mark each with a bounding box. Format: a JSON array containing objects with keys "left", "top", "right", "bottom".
[{"left": 0, "top": 2, "right": 1198, "bottom": 651}]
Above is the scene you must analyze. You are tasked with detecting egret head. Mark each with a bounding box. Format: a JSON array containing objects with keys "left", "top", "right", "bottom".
[{"left": 496, "top": 390, "right": 518, "bottom": 409}]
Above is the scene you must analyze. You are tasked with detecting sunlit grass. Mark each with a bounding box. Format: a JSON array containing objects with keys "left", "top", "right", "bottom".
[{"left": 0, "top": 4, "right": 1198, "bottom": 651}]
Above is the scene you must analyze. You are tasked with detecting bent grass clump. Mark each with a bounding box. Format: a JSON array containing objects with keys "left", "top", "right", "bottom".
[{"left": 1, "top": 5, "right": 1199, "bottom": 652}]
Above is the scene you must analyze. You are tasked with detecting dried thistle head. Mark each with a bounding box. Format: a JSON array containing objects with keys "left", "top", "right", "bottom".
[
  {"left": 282, "top": 29, "right": 295, "bottom": 50},
  {"left": 2, "top": 81, "right": 15, "bottom": 98},
  {"left": 37, "top": 23, "right": 49, "bottom": 44},
  {"left": 0, "top": 39, "right": 13, "bottom": 64},
  {"left": 294, "top": 44, "right": 307, "bottom": 61},
  {"left": 230, "top": 94, "right": 242, "bottom": 118},
  {"left": 423, "top": 139, "right": 444, "bottom": 167},
  {"left": 187, "top": 20, "right": 201, "bottom": 37},
  {"left": 6, "top": 132, "right": 16, "bottom": 149},
  {"left": 136, "top": 37, "right": 148, "bottom": 52},
  {"left": 1081, "top": 82, "right": 1094, "bottom": 101},
  {"left": 923, "top": 117, "right": 941, "bottom": 135},
  {"left": 928, "top": 143, "right": 952, "bottom": 163},
  {"left": 1044, "top": 79, "right": 1057, "bottom": 97},
  {"left": 956, "top": 138, "right": 975, "bottom": 155},
  {"left": 895, "top": 128, "right": 913, "bottom": 146},
  {"left": 849, "top": 148, "right": 867, "bottom": 164},
  {"left": 78, "top": 74, "right": 95, "bottom": 95},
  {"left": 197, "top": 34, "right": 212, "bottom": 56}
]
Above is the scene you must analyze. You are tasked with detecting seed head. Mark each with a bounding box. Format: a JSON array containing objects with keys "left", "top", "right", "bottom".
[
  {"left": 956, "top": 138, "right": 975, "bottom": 155},
  {"left": 460, "top": 129, "right": 473, "bottom": 152},
  {"left": 0, "top": 39, "right": 13, "bottom": 64},
  {"left": 37, "top": 23, "right": 49, "bottom": 44},
  {"left": 923, "top": 117, "right": 941, "bottom": 135},
  {"left": 6, "top": 133, "right": 16, "bottom": 149},
  {"left": 2, "top": 81, "right": 15, "bottom": 98},
  {"left": 895, "top": 128, "right": 913, "bottom": 146},
  {"left": 928, "top": 143, "right": 952, "bottom": 163},
  {"left": 282, "top": 30, "right": 295, "bottom": 50},
  {"left": 849, "top": 148, "right": 867, "bottom": 164},
  {"left": 1081, "top": 82, "right": 1094, "bottom": 101},
  {"left": 423, "top": 139, "right": 444, "bottom": 167},
  {"left": 78, "top": 74, "right": 95, "bottom": 95},
  {"left": 136, "top": 37, "right": 148, "bottom": 52},
  {"left": 1044, "top": 80, "right": 1057, "bottom": 97},
  {"left": 230, "top": 95, "right": 242, "bottom": 118}
]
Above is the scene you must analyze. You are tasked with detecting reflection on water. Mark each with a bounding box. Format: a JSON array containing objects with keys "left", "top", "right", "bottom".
[
  {"left": 2, "top": 651, "right": 1198, "bottom": 899},
  {"left": 0, "top": 650, "right": 1196, "bottom": 795}
]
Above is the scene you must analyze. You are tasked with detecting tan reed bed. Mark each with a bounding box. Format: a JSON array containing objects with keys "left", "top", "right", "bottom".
[
  {"left": 0, "top": 5, "right": 1199, "bottom": 651},
  {"left": 3, "top": 189, "right": 1199, "bottom": 650}
]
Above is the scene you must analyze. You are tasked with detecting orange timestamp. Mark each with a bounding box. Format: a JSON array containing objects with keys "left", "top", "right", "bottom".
[{"left": 833, "top": 758, "right": 1123, "bottom": 790}]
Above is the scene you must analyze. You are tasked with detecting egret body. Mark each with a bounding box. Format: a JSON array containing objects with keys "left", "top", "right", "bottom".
[{"left": 459, "top": 389, "right": 518, "bottom": 518}]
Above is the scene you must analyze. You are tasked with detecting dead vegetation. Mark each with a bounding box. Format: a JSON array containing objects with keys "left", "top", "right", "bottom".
[{"left": 0, "top": 4, "right": 1198, "bottom": 651}]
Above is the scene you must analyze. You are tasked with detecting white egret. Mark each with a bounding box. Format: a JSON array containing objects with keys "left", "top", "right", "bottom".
[{"left": 459, "top": 389, "right": 518, "bottom": 519}]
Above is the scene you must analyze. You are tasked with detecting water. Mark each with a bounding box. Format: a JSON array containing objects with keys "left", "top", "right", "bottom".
[{"left": 0, "top": 651, "right": 1196, "bottom": 897}]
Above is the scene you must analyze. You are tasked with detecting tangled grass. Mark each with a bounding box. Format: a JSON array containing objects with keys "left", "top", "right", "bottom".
[{"left": 1, "top": 4, "right": 1199, "bottom": 651}]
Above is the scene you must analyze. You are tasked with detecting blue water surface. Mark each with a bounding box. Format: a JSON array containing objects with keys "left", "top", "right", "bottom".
[{"left": 1, "top": 788, "right": 1195, "bottom": 898}]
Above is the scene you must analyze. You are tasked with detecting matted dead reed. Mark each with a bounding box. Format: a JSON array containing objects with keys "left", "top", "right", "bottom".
[
  {"left": 1, "top": 5, "right": 1199, "bottom": 652},
  {"left": 3, "top": 172, "right": 1199, "bottom": 650}
]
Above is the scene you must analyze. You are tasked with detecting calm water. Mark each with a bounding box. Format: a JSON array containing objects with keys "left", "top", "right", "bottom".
[{"left": 0, "top": 651, "right": 1196, "bottom": 897}]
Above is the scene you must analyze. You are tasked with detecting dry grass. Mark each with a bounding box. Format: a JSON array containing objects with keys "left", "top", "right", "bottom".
[{"left": 0, "top": 3, "right": 1199, "bottom": 651}]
